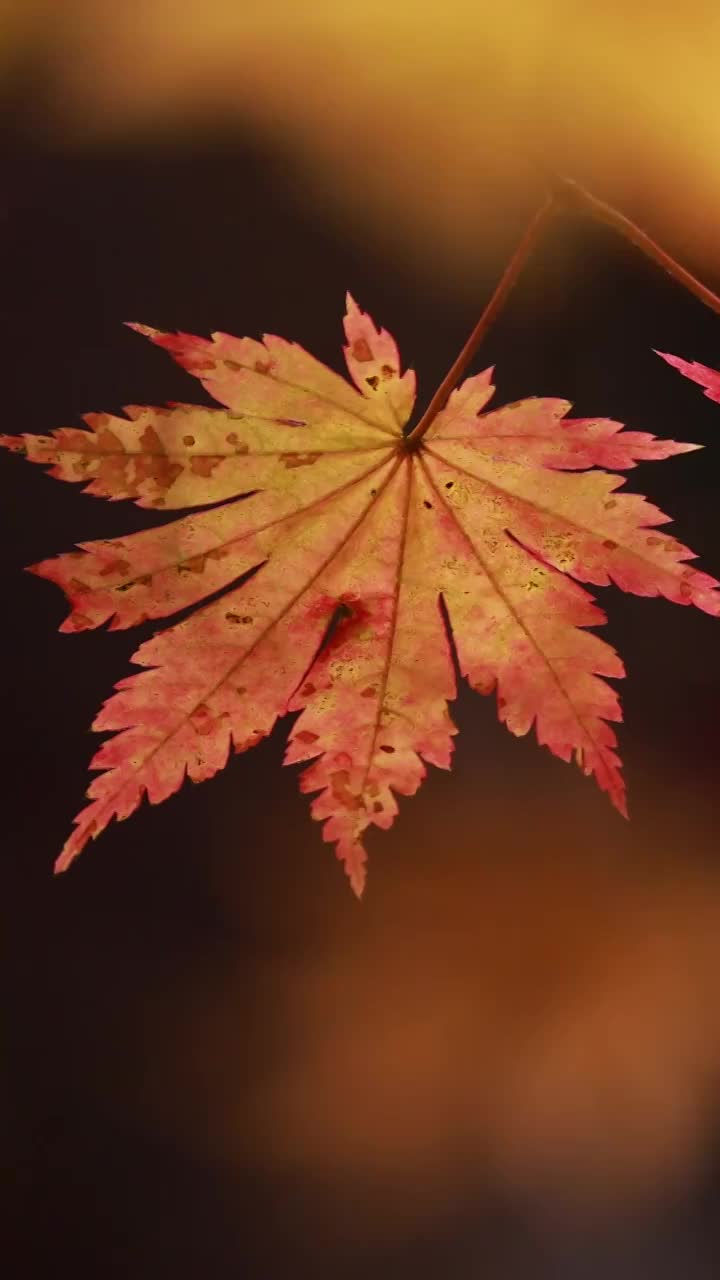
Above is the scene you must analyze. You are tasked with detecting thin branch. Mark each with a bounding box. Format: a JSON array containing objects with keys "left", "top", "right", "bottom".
[
  {"left": 547, "top": 174, "right": 720, "bottom": 317},
  {"left": 403, "top": 196, "right": 556, "bottom": 450}
]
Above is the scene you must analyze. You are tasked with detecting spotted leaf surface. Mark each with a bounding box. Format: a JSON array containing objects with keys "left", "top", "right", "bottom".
[{"left": 3, "top": 298, "right": 718, "bottom": 894}]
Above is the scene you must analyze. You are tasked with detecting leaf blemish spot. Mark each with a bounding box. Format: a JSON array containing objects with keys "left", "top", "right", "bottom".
[
  {"left": 190, "top": 456, "right": 221, "bottom": 477},
  {"left": 352, "top": 338, "right": 373, "bottom": 362},
  {"left": 280, "top": 452, "right": 321, "bottom": 469}
]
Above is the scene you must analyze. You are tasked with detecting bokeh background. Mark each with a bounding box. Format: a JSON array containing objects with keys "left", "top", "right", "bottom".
[{"left": 2, "top": 4, "right": 720, "bottom": 1276}]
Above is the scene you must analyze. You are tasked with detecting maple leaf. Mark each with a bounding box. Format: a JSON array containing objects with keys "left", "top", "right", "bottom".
[
  {"left": 655, "top": 350, "right": 720, "bottom": 404},
  {"left": 3, "top": 297, "right": 719, "bottom": 895}
]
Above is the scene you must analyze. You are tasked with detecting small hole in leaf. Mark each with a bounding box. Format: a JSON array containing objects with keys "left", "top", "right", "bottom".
[
  {"left": 380, "top": 744, "right": 395, "bottom": 753},
  {"left": 423, "top": 500, "right": 433, "bottom": 509},
  {"left": 445, "top": 481, "right": 454, "bottom": 489},
  {"left": 366, "top": 375, "right": 379, "bottom": 390}
]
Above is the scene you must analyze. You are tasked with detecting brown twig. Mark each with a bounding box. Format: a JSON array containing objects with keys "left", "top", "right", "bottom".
[{"left": 549, "top": 174, "right": 720, "bottom": 317}]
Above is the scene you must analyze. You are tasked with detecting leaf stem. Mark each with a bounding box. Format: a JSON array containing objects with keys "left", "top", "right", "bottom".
[
  {"left": 403, "top": 196, "right": 555, "bottom": 449},
  {"left": 405, "top": 174, "right": 720, "bottom": 450}
]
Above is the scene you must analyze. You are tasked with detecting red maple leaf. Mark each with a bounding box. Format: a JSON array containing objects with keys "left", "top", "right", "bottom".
[
  {"left": 2, "top": 297, "right": 718, "bottom": 894},
  {"left": 655, "top": 350, "right": 720, "bottom": 404}
]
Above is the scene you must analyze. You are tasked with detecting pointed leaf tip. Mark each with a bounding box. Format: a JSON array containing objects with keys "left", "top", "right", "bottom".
[
  {"left": 54, "top": 847, "right": 74, "bottom": 874},
  {"left": 653, "top": 350, "right": 720, "bottom": 403},
  {"left": 125, "top": 321, "right": 159, "bottom": 338},
  {"left": 0, "top": 433, "right": 27, "bottom": 453},
  {"left": 347, "top": 856, "right": 367, "bottom": 899}
]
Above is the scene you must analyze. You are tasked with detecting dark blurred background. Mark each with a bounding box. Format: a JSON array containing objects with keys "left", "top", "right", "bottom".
[{"left": 2, "top": 7, "right": 720, "bottom": 1277}]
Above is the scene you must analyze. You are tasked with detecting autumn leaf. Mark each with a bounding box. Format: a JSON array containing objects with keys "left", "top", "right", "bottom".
[
  {"left": 2, "top": 297, "right": 718, "bottom": 895},
  {"left": 655, "top": 350, "right": 720, "bottom": 404}
]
